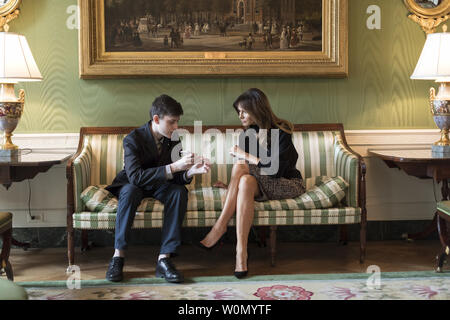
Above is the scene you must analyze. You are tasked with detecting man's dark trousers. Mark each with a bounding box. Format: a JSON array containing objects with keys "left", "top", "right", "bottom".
[{"left": 113, "top": 181, "right": 188, "bottom": 255}]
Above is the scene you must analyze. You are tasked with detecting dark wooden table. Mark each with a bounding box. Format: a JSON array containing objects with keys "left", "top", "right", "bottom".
[
  {"left": 369, "top": 148, "right": 450, "bottom": 268},
  {"left": 0, "top": 150, "right": 73, "bottom": 248}
]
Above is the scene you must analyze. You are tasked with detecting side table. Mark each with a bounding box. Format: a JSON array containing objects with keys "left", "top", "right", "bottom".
[
  {"left": 369, "top": 148, "right": 450, "bottom": 270},
  {"left": 0, "top": 150, "right": 73, "bottom": 249}
]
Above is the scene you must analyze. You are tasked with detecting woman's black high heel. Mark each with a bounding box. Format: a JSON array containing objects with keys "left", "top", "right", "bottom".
[
  {"left": 196, "top": 234, "right": 226, "bottom": 251},
  {"left": 234, "top": 270, "right": 248, "bottom": 279},
  {"left": 234, "top": 252, "right": 250, "bottom": 279}
]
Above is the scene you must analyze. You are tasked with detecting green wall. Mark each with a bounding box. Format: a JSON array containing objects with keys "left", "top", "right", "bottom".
[{"left": 10, "top": 0, "right": 445, "bottom": 133}]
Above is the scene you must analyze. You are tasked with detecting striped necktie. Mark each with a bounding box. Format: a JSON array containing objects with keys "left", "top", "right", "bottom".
[{"left": 156, "top": 137, "right": 164, "bottom": 155}]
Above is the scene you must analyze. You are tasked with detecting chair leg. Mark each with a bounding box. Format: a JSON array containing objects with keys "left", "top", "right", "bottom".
[
  {"left": 436, "top": 214, "right": 449, "bottom": 272},
  {"left": 1, "top": 228, "right": 13, "bottom": 281},
  {"left": 360, "top": 219, "right": 367, "bottom": 264},
  {"left": 67, "top": 229, "right": 75, "bottom": 270},
  {"left": 269, "top": 226, "right": 277, "bottom": 267}
]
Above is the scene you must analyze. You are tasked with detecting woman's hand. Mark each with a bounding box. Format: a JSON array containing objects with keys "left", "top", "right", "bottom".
[
  {"left": 213, "top": 181, "right": 228, "bottom": 189},
  {"left": 229, "top": 145, "right": 259, "bottom": 165},
  {"left": 229, "top": 145, "right": 247, "bottom": 160}
]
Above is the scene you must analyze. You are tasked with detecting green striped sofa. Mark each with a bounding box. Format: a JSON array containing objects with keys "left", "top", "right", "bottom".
[{"left": 67, "top": 124, "right": 367, "bottom": 268}]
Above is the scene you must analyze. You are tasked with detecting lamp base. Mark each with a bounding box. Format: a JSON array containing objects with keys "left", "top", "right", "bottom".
[
  {"left": 0, "top": 149, "right": 19, "bottom": 162},
  {"left": 432, "top": 144, "right": 450, "bottom": 155},
  {"left": 0, "top": 132, "right": 18, "bottom": 150}
]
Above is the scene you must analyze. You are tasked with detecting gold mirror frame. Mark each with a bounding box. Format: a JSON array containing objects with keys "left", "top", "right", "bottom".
[
  {"left": 0, "top": 0, "right": 21, "bottom": 31},
  {"left": 404, "top": 0, "right": 450, "bottom": 33}
]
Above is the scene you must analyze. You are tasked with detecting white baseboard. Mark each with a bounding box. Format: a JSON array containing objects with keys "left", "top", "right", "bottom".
[{"left": 2, "top": 129, "right": 441, "bottom": 228}]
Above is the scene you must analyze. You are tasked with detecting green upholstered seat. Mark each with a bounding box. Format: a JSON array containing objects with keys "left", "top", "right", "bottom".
[
  {"left": 437, "top": 201, "right": 450, "bottom": 216},
  {"left": 0, "top": 279, "right": 28, "bottom": 300},
  {"left": 0, "top": 212, "right": 12, "bottom": 234}
]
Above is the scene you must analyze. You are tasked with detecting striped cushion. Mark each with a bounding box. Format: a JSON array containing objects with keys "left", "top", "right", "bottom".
[
  {"left": 81, "top": 185, "right": 117, "bottom": 213},
  {"left": 80, "top": 185, "right": 165, "bottom": 212},
  {"left": 304, "top": 176, "right": 331, "bottom": 190},
  {"left": 73, "top": 207, "right": 361, "bottom": 229},
  {"left": 295, "top": 176, "right": 348, "bottom": 209}
]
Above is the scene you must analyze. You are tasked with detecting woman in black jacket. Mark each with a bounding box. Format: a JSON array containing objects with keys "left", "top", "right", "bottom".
[{"left": 199, "top": 88, "right": 305, "bottom": 278}]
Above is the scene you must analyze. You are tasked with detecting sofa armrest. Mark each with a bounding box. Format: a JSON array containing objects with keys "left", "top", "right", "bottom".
[
  {"left": 334, "top": 134, "right": 364, "bottom": 208},
  {"left": 68, "top": 137, "right": 92, "bottom": 213}
]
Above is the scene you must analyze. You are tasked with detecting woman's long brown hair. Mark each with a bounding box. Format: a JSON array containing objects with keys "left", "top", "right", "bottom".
[{"left": 233, "top": 88, "right": 293, "bottom": 134}]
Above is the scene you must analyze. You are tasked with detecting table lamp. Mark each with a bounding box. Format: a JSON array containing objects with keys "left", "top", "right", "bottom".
[
  {"left": 0, "top": 31, "right": 42, "bottom": 152},
  {"left": 411, "top": 25, "right": 450, "bottom": 154}
]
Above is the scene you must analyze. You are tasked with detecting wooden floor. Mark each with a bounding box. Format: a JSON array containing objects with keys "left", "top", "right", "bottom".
[{"left": 7, "top": 239, "right": 446, "bottom": 282}]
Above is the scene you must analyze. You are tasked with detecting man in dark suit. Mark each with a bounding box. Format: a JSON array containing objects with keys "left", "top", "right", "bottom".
[{"left": 105, "top": 94, "right": 210, "bottom": 283}]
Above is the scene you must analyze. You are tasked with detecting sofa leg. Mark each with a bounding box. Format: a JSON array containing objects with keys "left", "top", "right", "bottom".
[
  {"left": 252, "top": 226, "right": 267, "bottom": 248},
  {"left": 270, "top": 226, "right": 277, "bottom": 267},
  {"left": 81, "top": 230, "right": 91, "bottom": 252},
  {"left": 67, "top": 229, "right": 75, "bottom": 270},
  {"left": 339, "top": 225, "right": 348, "bottom": 245}
]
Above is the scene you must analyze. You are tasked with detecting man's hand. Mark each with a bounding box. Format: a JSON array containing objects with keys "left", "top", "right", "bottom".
[
  {"left": 170, "top": 152, "right": 194, "bottom": 173},
  {"left": 187, "top": 159, "right": 211, "bottom": 178}
]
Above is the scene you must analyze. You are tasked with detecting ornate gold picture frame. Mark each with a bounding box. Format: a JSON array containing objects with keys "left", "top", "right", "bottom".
[
  {"left": 404, "top": 0, "right": 450, "bottom": 33},
  {"left": 79, "top": 0, "right": 348, "bottom": 78}
]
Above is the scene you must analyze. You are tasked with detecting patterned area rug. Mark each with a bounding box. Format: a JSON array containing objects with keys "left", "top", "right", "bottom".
[{"left": 18, "top": 271, "right": 450, "bottom": 300}]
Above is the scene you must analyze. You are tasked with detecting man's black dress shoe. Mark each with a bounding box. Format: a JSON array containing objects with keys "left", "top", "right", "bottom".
[
  {"left": 156, "top": 258, "right": 184, "bottom": 283},
  {"left": 106, "top": 257, "right": 124, "bottom": 282}
]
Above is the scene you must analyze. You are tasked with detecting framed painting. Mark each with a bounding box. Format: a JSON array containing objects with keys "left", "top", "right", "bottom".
[{"left": 79, "top": 0, "right": 348, "bottom": 78}]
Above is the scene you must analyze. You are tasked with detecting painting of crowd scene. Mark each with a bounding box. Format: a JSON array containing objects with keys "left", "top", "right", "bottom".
[{"left": 104, "top": 0, "right": 322, "bottom": 52}]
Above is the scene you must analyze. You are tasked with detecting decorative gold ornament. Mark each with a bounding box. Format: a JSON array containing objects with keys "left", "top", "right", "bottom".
[
  {"left": 404, "top": 0, "right": 450, "bottom": 34},
  {"left": 0, "top": 0, "right": 21, "bottom": 31}
]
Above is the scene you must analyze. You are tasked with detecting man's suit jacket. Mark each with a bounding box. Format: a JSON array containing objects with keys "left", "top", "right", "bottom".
[{"left": 105, "top": 121, "right": 190, "bottom": 196}]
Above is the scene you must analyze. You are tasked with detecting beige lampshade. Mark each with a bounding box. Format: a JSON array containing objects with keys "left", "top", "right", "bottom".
[
  {"left": 0, "top": 32, "right": 42, "bottom": 83},
  {"left": 411, "top": 31, "right": 450, "bottom": 82}
]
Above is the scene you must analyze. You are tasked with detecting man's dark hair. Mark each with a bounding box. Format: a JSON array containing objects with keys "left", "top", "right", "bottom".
[{"left": 150, "top": 94, "right": 183, "bottom": 119}]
